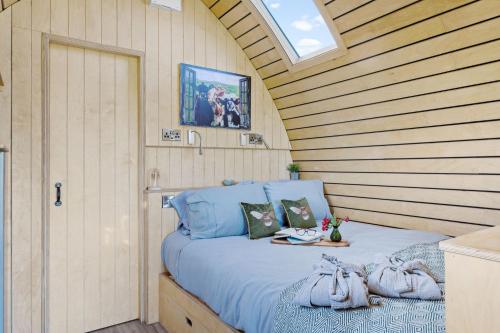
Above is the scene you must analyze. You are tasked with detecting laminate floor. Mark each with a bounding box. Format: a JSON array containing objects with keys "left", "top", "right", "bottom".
[{"left": 89, "top": 320, "right": 167, "bottom": 333}]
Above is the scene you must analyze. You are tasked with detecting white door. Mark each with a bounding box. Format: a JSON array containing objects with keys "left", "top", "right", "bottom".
[{"left": 48, "top": 43, "right": 140, "bottom": 332}]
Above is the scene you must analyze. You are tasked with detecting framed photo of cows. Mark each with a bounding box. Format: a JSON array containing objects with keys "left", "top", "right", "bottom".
[{"left": 180, "top": 63, "right": 251, "bottom": 129}]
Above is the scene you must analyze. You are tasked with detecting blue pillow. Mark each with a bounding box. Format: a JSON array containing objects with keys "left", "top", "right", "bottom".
[
  {"left": 171, "top": 181, "right": 259, "bottom": 234},
  {"left": 186, "top": 183, "right": 269, "bottom": 239},
  {"left": 263, "top": 180, "right": 331, "bottom": 226},
  {"left": 171, "top": 190, "right": 197, "bottom": 232}
]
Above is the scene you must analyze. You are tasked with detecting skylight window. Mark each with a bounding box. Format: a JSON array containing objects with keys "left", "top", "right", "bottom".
[
  {"left": 261, "top": 0, "right": 337, "bottom": 58},
  {"left": 248, "top": 0, "right": 346, "bottom": 71}
]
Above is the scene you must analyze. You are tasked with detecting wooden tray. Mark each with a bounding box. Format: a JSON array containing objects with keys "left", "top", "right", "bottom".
[{"left": 271, "top": 238, "right": 350, "bottom": 247}]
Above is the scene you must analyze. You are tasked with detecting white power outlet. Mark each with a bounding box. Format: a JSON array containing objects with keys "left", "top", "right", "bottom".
[
  {"left": 248, "top": 133, "right": 264, "bottom": 145},
  {"left": 162, "top": 129, "right": 181, "bottom": 141}
]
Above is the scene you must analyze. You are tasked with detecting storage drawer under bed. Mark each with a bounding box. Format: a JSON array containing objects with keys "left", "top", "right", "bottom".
[{"left": 159, "top": 273, "right": 240, "bottom": 333}]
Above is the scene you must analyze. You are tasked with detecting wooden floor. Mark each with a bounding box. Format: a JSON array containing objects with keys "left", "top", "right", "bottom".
[{"left": 90, "top": 320, "right": 167, "bottom": 333}]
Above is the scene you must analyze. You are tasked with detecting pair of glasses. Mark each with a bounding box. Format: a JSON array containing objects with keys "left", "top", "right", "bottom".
[{"left": 295, "top": 228, "right": 317, "bottom": 236}]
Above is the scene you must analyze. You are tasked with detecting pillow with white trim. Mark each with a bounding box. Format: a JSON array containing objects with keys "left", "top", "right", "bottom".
[{"left": 186, "top": 183, "right": 269, "bottom": 239}]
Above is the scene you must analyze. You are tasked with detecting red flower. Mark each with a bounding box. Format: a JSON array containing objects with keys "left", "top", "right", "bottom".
[{"left": 322, "top": 217, "right": 331, "bottom": 231}]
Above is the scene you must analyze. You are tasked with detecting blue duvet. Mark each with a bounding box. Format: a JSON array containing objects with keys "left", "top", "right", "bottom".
[{"left": 161, "top": 222, "right": 448, "bottom": 333}]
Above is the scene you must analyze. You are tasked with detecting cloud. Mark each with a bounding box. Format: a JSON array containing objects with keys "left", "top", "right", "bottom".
[
  {"left": 297, "top": 38, "right": 322, "bottom": 47},
  {"left": 312, "top": 15, "right": 325, "bottom": 26},
  {"left": 291, "top": 19, "right": 313, "bottom": 31},
  {"left": 295, "top": 38, "right": 323, "bottom": 56},
  {"left": 263, "top": 0, "right": 280, "bottom": 9},
  {"left": 291, "top": 14, "right": 327, "bottom": 32}
]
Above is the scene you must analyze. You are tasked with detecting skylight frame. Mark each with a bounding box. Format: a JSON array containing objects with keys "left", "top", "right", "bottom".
[{"left": 245, "top": 0, "right": 347, "bottom": 73}]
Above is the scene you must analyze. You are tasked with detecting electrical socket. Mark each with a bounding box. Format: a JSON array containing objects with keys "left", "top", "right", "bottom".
[
  {"left": 162, "top": 128, "right": 181, "bottom": 141},
  {"left": 162, "top": 194, "right": 175, "bottom": 208},
  {"left": 248, "top": 133, "right": 264, "bottom": 145}
]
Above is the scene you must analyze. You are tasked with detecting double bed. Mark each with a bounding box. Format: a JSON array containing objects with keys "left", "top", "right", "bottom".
[{"left": 161, "top": 220, "right": 448, "bottom": 333}]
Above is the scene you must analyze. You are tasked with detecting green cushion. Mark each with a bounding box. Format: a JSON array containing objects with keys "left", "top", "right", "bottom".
[
  {"left": 241, "top": 202, "right": 281, "bottom": 239},
  {"left": 281, "top": 197, "right": 317, "bottom": 228}
]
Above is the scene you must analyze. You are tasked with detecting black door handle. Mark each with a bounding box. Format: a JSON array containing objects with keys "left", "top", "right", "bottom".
[{"left": 55, "top": 182, "right": 62, "bottom": 206}]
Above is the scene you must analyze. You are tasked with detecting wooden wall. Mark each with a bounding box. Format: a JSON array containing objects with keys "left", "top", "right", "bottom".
[
  {"left": 0, "top": 0, "right": 20, "bottom": 12},
  {"left": 0, "top": 0, "right": 291, "bottom": 332},
  {"left": 0, "top": 7, "right": 12, "bottom": 333},
  {"left": 206, "top": 0, "right": 500, "bottom": 236},
  {"left": 278, "top": 0, "right": 500, "bottom": 236}
]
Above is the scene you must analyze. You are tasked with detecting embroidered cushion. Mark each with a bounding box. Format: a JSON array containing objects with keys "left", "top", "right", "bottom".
[
  {"left": 281, "top": 197, "right": 317, "bottom": 229},
  {"left": 241, "top": 202, "right": 281, "bottom": 239},
  {"left": 263, "top": 180, "right": 331, "bottom": 226}
]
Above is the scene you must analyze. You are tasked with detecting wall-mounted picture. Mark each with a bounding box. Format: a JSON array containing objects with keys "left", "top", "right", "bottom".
[{"left": 180, "top": 63, "right": 251, "bottom": 129}]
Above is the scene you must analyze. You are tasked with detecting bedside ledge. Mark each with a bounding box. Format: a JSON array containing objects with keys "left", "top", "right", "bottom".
[{"left": 439, "top": 226, "right": 500, "bottom": 262}]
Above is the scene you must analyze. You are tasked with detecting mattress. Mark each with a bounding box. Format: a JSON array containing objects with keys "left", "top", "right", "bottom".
[{"left": 161, "top": 221, "right": 448, "bottom": 333}]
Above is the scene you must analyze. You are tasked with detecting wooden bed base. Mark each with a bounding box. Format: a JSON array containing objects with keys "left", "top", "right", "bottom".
[{"left": 159, "top": 273, "right": 241, "bottom": 333}]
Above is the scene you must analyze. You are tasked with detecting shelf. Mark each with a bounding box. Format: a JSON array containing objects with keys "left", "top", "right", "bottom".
[{"left": 439, "top": 226, "right": 500, "bottom": 262}]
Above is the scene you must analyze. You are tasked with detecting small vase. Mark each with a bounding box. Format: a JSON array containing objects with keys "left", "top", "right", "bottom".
[
  {"left": 290, "top": 172, "right": 300, "bottom": 180},
  {"left": 330, "top": 227, "right": 342, "bottom": 242}
]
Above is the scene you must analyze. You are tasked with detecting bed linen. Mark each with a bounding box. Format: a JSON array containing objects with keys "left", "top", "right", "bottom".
[
  {"left": 273, "top": 243, "right": 446, "bottom": 333},
  {"left": 161, "top": 221, "right": 448, "bottom": 333}
]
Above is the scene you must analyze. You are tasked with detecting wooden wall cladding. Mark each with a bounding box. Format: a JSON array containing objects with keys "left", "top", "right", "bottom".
[
  {"left": 0, "top": 0, "right": 20, "bottom": 12},
  {"left": 0, "top": 7, "right": 12, "bottom": 333},
  {"left": 0, "top": 0, "right": 291, "bottom": 332},
  {"left": 206, "top": 0, "right": 500, "bottom": 236}
]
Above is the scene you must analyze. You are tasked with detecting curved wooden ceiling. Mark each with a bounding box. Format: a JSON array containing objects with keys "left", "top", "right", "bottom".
[
  {"left": 201, "top": 0, "right": 422, "bottom": 84},
  {"left": 204, "top": 0, "right": 500, "bottom": 236}
]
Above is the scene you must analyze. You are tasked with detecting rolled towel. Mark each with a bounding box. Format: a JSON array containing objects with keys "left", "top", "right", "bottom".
[
  {"left": 294, "top": 254, "right": 379, "bottom": 309},
  {"left": 367, "top": 255, "right": 442, "bottom": 300}
]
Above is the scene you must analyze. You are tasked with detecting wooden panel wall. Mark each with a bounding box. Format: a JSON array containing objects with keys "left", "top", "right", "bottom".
[
  {"left": 0, "top": 0, "right": 20, "bottom": 12},
  {"left": 0, "top": 7, "right": 12, "bottom": 333},
  {"left": 0, "top": 0, "right": 291, "bottom": 332},
  {"left": 281, "top": 0, "right": 500, "bottom": 236},
  {"left": 205, "top": 0, "right": 500, "bottom": 236},
  {"left": 146, "top": 192, "right": 177, "bottom": 325}
]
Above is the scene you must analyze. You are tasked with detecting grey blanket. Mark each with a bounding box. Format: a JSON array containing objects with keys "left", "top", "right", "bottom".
[{"left": 272, "top": 243, "right": 445, "bottom": 333}]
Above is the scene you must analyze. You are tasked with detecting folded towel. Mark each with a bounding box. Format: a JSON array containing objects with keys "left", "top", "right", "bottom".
[
  {"left": 294, "top": 254, "right": 380, "bottom": 309},
  {"left": 367, "top": 255, "right": 442, "bottom": 300}
]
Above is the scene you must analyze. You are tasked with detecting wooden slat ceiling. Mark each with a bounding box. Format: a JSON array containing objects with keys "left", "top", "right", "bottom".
[
  {"left": 202, "top": 0, "right": 500, "bottom": 236},
  {"left": 202, "top": 0, "right": 281, "bottom": 79},
  {"left": 201, "top": 0, "right": 426, "bottom": 82}
]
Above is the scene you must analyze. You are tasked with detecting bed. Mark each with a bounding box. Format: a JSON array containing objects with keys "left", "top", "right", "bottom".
[{"left": 161, "top": 220, "right": 448, "bottom": 333}]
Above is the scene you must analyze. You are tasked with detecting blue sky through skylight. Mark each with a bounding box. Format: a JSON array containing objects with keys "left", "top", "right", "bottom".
[{"left": 261, "top": 0, "right": 337, "bottom": 58}]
